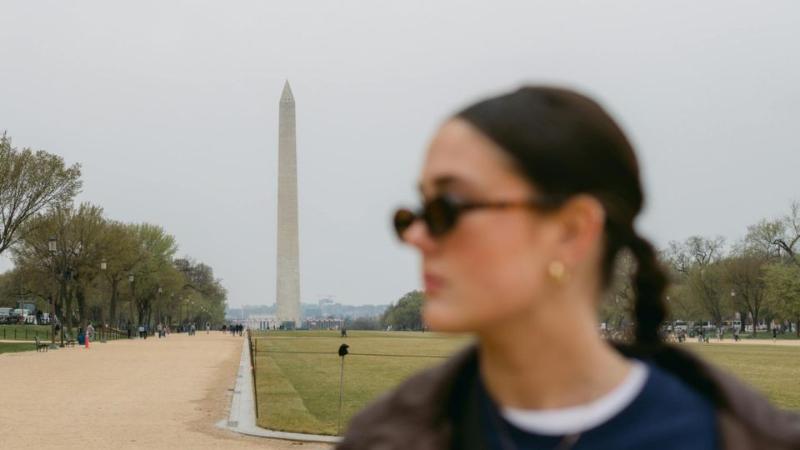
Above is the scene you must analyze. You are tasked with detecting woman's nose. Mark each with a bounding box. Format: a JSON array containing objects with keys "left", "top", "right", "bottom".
[{"left": 402, "top": 219, "right": 437, "bottom": 253}]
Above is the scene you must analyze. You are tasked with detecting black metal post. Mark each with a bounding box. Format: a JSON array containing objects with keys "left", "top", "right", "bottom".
[{"left": 337, "top": 343, "right": 350, "bottom": 435}]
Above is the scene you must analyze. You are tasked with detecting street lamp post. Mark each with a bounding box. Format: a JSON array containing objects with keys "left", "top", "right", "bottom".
[
  {"left": 61, "top": 242, "right": 81, "bottom": 347},
  {"left": 129, "top": 274, "right": 135, "bottom": 330},
  {"left": 99, "top": 260, "right": 107, "bottom": 341},
  {"left": 48, "top": 237, "right": 59, "bottom": 349},
  {"left": 169, "top": 293, "right": 174, "bottom": 329},
  {"left": 156, "top": 287, "right": 163, "bottom": 334}
]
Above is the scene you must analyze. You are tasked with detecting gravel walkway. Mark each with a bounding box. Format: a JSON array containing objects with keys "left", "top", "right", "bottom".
[{"left": 0, "top": 332, "right": 331, "bottom": 450}]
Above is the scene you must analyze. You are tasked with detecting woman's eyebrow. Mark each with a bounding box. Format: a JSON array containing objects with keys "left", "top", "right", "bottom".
[{"left": 417, "top": 175, "right": 466, "bottom": 195}]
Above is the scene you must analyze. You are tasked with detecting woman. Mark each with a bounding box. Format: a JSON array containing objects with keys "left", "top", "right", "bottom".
[{"left": 338, "top": 87, "right": 799, "bottom": 449}]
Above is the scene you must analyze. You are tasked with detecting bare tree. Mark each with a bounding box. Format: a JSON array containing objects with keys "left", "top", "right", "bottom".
[
  {"left": 662, "top": 241, "right": 692, "bottom": 276},
  {"left": 743, "top": 219, "right": 785, "bottom": 260},
  {"left": 685, "top": 235, "right": 726, "bottom": 266},
  {"left": 773, "top": 201, "right": 800, "bottom": 268},
  {"left": 666, "top": 236, "right": 729, "bottom": 324},
  {"left": 600, "top": 250, "right": 636, "bottom": 334}
]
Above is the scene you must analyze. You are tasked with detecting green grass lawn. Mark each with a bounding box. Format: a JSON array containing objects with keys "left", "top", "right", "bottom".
[
  {"left": 685, "top": 343, "right": 800, "bottom": 410},
  {"left": 0, "top": 342, "right": 37, "bottom": 354},
  {"left": 252, "top": 331, "right": 800, "bottom": 436},
  {"left": 742, "top": 331, "right": 800, "bottom": 340},
  {"left": 0, "top": 324, "right": 52, "bottom": 341},
  {"left": 252, "top": 330, "right": 472, "bottom": 435}
]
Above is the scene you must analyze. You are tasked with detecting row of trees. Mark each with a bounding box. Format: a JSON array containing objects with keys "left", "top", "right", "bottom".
[
  {"left": 602, "top": 200, "right": 800, "bottom": 336},
  {"left": 0, "top": 133, "right": 227, "bottom": 336}
]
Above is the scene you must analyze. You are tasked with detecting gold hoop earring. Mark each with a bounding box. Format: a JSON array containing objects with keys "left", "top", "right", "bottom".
[{"left": 548, "top": 261, "right": 566, "bottom": 282}]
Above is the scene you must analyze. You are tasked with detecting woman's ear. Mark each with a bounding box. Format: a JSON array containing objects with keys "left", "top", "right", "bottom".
[{"left": 554, "top": 195, "right": 606, "bottom": 266}]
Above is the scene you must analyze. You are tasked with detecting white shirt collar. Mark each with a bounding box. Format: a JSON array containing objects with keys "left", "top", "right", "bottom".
[{"left": 501, "top": 360, "right": 649, "bottom": 436}]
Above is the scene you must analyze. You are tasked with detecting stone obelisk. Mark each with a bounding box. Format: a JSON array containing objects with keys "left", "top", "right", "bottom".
[{"left": 276, "top": 81, "right": 301, "bottom": 327}]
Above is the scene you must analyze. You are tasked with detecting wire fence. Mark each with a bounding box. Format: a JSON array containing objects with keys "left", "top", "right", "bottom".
[{"left": 253, "top": 348, "right": 449, "bottom": 359}]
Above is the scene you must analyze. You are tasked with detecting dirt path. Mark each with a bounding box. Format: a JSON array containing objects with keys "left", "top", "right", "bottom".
[
  {"left": 679, "top": 338, "right": 800, "bottom": 346},
  {"left": 0, "top": 333, "right": 331, "bottom": 450}
]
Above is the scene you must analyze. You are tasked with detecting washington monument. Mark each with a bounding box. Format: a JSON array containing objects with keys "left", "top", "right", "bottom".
[{"left": 276, "top": 81, "right": 301, "bottom": 327}]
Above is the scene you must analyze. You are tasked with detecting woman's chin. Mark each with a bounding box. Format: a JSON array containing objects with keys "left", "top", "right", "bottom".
[{"left": 422, "top": 302, "right": 474, "bottom": 333}]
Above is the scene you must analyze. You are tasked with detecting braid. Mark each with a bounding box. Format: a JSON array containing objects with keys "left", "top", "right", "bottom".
[{"left": 628, "top": 233, "right": 669, "bottom": 345}]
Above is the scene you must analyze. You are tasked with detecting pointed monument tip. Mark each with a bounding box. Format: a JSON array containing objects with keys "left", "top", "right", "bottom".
[{"left": 280, "top": 80, "right": 294, "bottom": 103}]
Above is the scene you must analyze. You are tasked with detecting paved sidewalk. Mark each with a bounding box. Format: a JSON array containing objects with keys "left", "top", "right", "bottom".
[{"left": 0, "top": 333, "right": 331, "bottom": 450}]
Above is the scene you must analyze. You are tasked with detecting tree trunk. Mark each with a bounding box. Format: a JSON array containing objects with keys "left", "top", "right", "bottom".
[
  {"left": 129, "top": 292, "right": 136, "bottom": 325},
  {"left": 136, "top": 301, "right": 145, "bottom": 327},
  {"left": 58, "top": 280, "right": 67, "bottom": 323},
  {"left": 64, "top": 285, "right": 73, "bottom": 333},
  {"left": 109, "top": 279, "right": 119, "bottom": 327},
  {"left": 739, "top": 311, "right": 746, "bottom": 333},
  {"left": 76, "top": 285, "right": 87, "bottom": 330},
  {"left": 751, "top": 311, "right": 759, "bottom": 337}
]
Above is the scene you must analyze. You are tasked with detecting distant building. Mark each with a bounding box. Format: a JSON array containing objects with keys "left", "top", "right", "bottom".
[
  {"left": 304, "top": 317, "right": 344, "bottom": 330},
  {"left": 246, "top": 314, "right": 280, "bottom": 330}
]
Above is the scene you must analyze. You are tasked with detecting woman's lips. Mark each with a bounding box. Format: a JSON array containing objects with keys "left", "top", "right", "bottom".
[{"left": 424, "top": 273, "right": 444, "bottom": 293}]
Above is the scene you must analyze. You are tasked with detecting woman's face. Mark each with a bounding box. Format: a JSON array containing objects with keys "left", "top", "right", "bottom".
[{"left": 403, "top": 119, "right": 564, "bottom": 333}]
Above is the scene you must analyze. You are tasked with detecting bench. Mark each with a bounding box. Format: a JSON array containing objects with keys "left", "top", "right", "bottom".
[
  {"left": 64, "top": 334, "right": 76, "bottom": 347},
  {"left": 35, "top": 336, "right": 49, "bottom": 352}
]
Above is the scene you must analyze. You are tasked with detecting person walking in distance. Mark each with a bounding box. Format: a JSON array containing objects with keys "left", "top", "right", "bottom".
[{"left": 85, "top": 323, "right": 94, "bottom": 348}]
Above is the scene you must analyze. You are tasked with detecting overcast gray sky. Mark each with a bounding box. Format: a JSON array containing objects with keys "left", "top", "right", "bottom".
[{"left": 1, "top": 1, "right": 798, "bottom": 307}]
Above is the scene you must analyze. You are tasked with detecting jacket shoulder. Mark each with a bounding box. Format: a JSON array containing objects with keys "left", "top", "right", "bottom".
[
  {"left": 708, "top": 362, "right": 800, "bottom": 449},
  {"left": 617, "top": 343, "right": 800, "bottom": 449}
]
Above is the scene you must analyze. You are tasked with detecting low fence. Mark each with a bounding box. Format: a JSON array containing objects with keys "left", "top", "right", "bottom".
[
  {"left": 0, "top": 325, "right": 127, "bottom": 342},
  {"left": 0, "top": 325, "right": 52, "bottom": 341},
  {"left": 95, "top": 327, "right": 127, "bottom": 341}
]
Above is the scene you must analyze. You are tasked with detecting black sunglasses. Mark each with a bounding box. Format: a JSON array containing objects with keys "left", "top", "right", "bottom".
[{"left": 392, "top": 194, "right": 562, "bottom": 240}]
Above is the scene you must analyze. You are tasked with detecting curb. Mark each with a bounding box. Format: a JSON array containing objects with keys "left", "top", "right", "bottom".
[{"left": 218, "top": 332, "right": 342, "bottom": 444}]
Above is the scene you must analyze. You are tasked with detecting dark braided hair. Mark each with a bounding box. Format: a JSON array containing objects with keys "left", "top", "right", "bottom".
[{"left": 456, "top": 86, "right": 669, "bottom": 346}]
